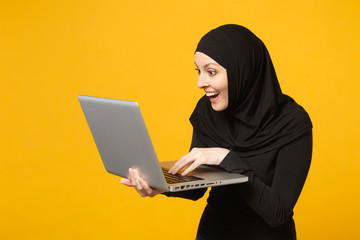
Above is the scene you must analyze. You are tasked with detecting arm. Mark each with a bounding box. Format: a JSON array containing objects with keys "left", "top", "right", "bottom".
[{"left": 220, "top": 131, "right": 313, "bottom": 227}]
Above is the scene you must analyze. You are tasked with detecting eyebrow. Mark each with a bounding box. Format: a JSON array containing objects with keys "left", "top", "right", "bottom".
[{"left": 194, "top": 62, "right": 218, "bottom": 68}]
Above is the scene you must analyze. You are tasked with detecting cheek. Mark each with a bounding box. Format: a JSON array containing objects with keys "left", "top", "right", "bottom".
[
  {"left": 223, "top": 91, "right": 229, "bottom": 107},
  {"left": 222, "top": 83, "right": 229, "bottom": 100},
  {"left": 220, "top": 75, "right": 228, "bottom": 93},
  {"left": 222, "top": 84, "right": 229, "bottom": 106}
]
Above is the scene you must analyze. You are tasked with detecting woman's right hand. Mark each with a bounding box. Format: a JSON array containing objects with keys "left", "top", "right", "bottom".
[{"left": 120, "top": 168, "right": 165, "bottom": 197}]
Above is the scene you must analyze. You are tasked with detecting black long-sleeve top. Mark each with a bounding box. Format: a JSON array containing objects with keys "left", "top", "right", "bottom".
[{"left": 164, "top": 130, "right": 312, "bottom": 240}]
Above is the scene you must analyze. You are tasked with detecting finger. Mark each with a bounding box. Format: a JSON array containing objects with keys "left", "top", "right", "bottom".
[
  {"left": 178, "top": 151, "right": 193, "bottom": 162},
  {"left": 120, "top": 178, "right": 133, "bottom": 187},
  {"left": 127, "top": 168, "right": 148, "bottom": 197},
  {"left": 132, "top": 168, "right": 144, "bottom": 191},
  {"left": 169, "top": 153, "right": 195, "bottom": 174},
  {"left": 182, "top": 160, "right": 203, "bottom": 176},
  {"left": 169, "top": 158, "right": 185, "bottom": 173},
  {"left": 169, "top": 160, "right": 187, "bottom": 174},
  {"left": 169, "top": 150, "right": 195, "bottom": 173},
  {"left": 171, "top": 154, "right": 198, "bottom": 174},
  {"left": 132, "top": 170, "right": 146, "bottom": 197},
  {"left": 128, "top": 168, "right": 136, "bottom": 186},
  {"left": 129, "top": 168, "right": 143, "bottom": 192},
  {"left": 139, "top": 177, "right": 153, "bottom": 196}
]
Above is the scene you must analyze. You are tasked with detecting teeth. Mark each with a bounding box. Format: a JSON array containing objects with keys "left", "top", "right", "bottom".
[{"left": 206, "top": 92, "right": 219, "bottom": 97}]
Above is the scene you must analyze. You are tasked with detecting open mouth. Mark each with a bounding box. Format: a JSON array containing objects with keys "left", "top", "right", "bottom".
[{"left": 206, "top": 92, "right": 220, "bottom": 100}]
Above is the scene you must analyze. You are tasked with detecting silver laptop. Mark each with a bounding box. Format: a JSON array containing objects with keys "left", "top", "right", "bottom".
[{"left": 78, "top": 95, "right": 248, "bottom": 192}]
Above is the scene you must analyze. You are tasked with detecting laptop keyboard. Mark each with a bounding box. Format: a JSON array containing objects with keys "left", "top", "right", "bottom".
[{"left": 161, "top": 167, "right": 204, "bottom": 184}]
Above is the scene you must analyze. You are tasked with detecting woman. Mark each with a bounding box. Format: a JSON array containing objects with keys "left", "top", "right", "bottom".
[{"left": 121, "top": 24, "right": 312, "bottom": 240}]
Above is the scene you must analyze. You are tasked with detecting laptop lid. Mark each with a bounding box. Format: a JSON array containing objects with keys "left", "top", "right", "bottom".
[{"left": 78, "top": 95, "right": 169, "bottom": 191}]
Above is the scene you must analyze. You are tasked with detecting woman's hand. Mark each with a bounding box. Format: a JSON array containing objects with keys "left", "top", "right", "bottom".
[
  {"left": 168, "top": 147, "right": 230, "bottom": 176},
  {"left": 120, "top": 168, "right": 165, "bottom": 197}
]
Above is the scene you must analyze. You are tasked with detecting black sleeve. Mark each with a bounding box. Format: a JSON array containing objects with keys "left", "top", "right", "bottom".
[
  {"left": 219, "top": 131, "right": 313, "bottom": 227},
  {"left": 162, "top": 131, "right": 208, "bottom": 200}
]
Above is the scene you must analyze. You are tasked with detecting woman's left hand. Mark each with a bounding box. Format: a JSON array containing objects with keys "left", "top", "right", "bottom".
[{"left": 168, "top": 147, "right": 230, "bottom": 176}]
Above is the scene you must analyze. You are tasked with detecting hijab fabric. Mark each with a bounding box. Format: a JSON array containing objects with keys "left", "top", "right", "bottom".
[{"left": 190, "top": 24, "right": 312, "bottom": 157}]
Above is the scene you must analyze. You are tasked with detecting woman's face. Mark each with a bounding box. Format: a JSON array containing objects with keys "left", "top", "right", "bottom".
[{"left": 195, "top": 52, "right": 228, "bottom": 111}]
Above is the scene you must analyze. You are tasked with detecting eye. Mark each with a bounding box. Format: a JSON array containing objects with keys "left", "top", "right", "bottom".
[{"left": 208, "top": 70, "right": 216, "bottom": 76}]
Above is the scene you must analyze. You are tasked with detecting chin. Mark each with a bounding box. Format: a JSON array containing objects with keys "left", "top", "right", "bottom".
[{"left": 211, "top": 103, "right": 228, "bottom": 111}]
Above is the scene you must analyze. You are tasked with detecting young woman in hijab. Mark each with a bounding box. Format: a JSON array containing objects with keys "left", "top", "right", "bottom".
[{"left": 121, "top": 24, "right": 313, "bottom": 240}]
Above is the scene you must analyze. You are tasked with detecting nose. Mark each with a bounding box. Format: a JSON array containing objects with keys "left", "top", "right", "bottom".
[{"left": 197, "top": 74, "right": 209, "bottom": 89}]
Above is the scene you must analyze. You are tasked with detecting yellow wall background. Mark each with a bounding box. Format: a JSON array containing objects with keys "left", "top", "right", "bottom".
[{"left": 1, "top": 0, "right": 359, "bottom": 239}]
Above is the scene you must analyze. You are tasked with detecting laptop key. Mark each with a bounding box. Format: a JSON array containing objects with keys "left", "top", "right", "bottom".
[{"left": 162, "top": 167, "right": 204, "bottom": 184}]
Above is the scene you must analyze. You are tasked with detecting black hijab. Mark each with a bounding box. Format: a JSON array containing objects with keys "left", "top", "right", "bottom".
[{"left": 190, "top": 24, "right": 312, "bottom": 157}]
